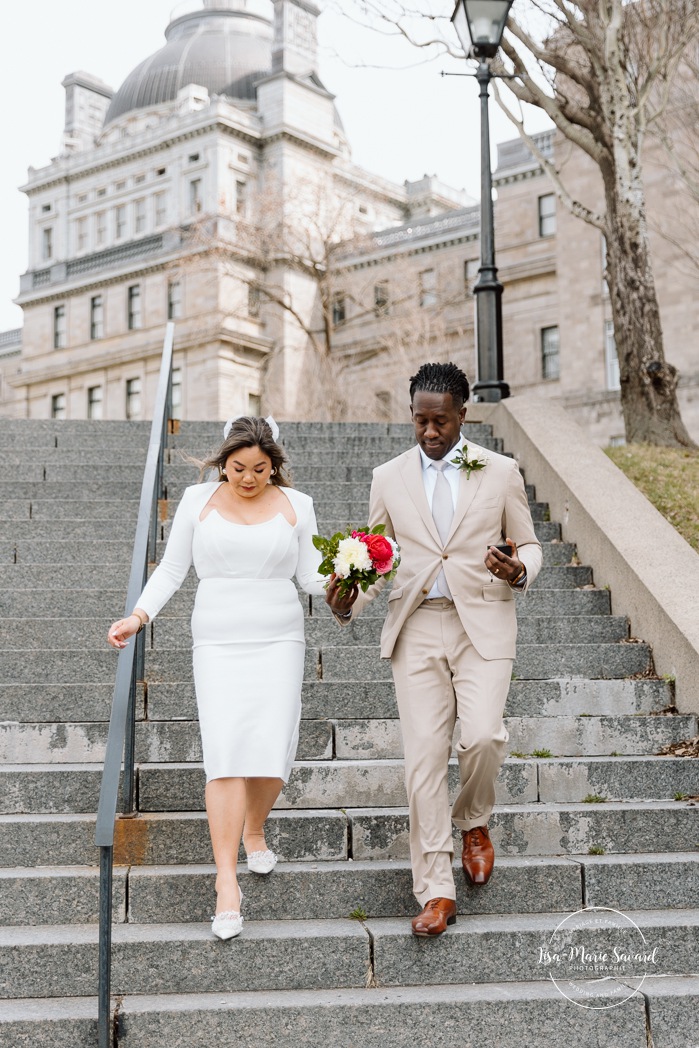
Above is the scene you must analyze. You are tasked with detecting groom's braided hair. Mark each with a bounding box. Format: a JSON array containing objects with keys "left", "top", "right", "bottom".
[{"left": 409, "top": 362, "right": 470, "bottom": 409}]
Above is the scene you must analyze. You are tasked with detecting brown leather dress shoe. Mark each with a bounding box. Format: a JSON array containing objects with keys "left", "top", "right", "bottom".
[
  {"left": 411, "top": 897, "right": 457, "bottom": 937},
  {"left": 461, "top": 825, "right": 495, "bottom": 885}
]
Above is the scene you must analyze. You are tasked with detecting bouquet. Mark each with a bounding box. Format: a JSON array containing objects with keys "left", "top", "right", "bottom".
[{"left": 313, "top": 525, "right": 401, "bottom": 597}]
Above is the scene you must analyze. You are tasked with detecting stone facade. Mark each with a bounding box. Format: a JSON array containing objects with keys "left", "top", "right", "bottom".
[{"left": 2, "top": 0, "right": 698, "bottom": 443}]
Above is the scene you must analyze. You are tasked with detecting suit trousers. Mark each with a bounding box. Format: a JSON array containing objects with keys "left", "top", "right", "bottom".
[{"left": 391, "top": 600, "right": 512, "bottom": 906}]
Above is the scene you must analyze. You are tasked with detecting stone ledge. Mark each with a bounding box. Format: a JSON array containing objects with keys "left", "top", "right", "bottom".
[{"left": 485, "top": 397, "right": 699, "bottom": 713}]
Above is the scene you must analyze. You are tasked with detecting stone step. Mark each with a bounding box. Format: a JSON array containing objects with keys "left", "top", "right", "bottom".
[
  {"left": 0, "top": 499, "right": 139, "bottom": 522},
  {"left": 0, "top": 647, "right": 319, "bottom": 684},
  {"left": 0, "top": 719, "right": 334, "bottom": 764},
  {"left": 7, "top": 979, "right": 676, "bottom": 1048},
  {"left": 3, "top": 799, "right": 694, "bottom": 867},
  {"left": 136, "top": 756, "right": 699, "bottom": 812},
  {"left": 0, "top": 464, "right": 146, "bottom": 484},
  {"left": 146, "top": 676, "right": 674, "bottom": 722},
  {"left": 349, "top": 801, "right": 699, "bottom": 859},
  {"left": 0, "top": 866, "right": 128, "bottom": 926},
  {"left": 321, "top": 642, "right": 652, "bottom": 681},
  {"left": 331, "top": 714, "right": 695, "bottom": 760},
  {"left": 6, "top": 852, "right": 697, "bottom": 928},
  {"left": 2, "top": 638, "right": 651, "bottom": 684},
  {"left": 4, "top": 711, "right": 693, "bottom": 765},
  {"left": 4, "top": 754, "right": 692, "bottom": 815},
  {"left": 4, "top": 539, "right": 575, "bottom": 568},
  {"left": 0, "top": 521, "right": 137, "bottom": 541},
  {"left": 0, "top": 909, "right": 695, "bottom": 1000},
  {"left": 0, "top": 583, "right": 610, "bottom": 620},
  {"left": 0, "top": 563, "right": 592, "bottom": 591},
  {"left": 361, "top": 909, "right": 698, "bottom": 988},
  {"left": 0, "top": 676, "right": 673, "bottom": 725},
  {"left": 0, "top": 918, "right": 371, "bottom": 999},
  {"left": 0, "top": 447, "right": 148, "bottom": 466},
  {"left": 1, "top": 855, "right": 583, "bottom": 925},
  {"left": 0, "top": 612, "right": 628, "bottom": 651},
  {"left": 0, "top": 482, "right": 141, "bottom": 501}
]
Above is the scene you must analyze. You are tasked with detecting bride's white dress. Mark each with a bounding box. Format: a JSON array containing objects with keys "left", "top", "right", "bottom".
[{"left": 135, "top": 481, "right": 328, "bottom": 782}]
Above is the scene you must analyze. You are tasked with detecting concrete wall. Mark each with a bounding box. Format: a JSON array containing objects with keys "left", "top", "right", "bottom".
[{"left": 475, "top": 396, "right": 699, "bottom": 714}]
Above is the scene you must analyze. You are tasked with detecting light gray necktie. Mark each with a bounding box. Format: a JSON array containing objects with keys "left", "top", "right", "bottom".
[{"left": 431, "top": 461, "right": 453, "bottom": 599}]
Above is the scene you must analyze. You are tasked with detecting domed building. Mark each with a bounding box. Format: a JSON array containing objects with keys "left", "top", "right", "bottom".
[{"left": 6, "top": 0, "right": 472, "bottom": 423}]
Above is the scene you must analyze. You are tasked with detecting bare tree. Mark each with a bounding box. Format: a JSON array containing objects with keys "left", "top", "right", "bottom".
[{"left": 330, "top": 0, "right": 699, "bottom": 446}]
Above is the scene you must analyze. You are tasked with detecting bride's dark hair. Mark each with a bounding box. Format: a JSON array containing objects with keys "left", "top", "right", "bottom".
[{"left": 200, "top": 416, "right": 292, "bottom": 488}]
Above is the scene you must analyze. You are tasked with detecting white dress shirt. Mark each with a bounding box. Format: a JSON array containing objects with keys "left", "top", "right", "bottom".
[{"left": 419, "top": 435, "right": 465, "bottom": 599}]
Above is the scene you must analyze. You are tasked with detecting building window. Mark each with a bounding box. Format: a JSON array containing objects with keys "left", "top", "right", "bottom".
[
  {"left": 96, "top": 187, "right": 106, "bottom": 198},
  {"left": 248, "top": 285, "right": 260, "bottom": 318},
  {"left": 125, "top": 377, "right": 142, "bottom": 420},
  {"left": 189, "top": 178, "right": 202, "bottom": 214},
  {"left": 77, "top": 193, "right": 88, "bottom": 205},
  {"left": 87, "top": 385, "right": 103, "bottom": 420},
  {"left": 248, "top": 392, "right": 261, "bottom": 415},
  {"left": 115, "top": 204, "right": 127, "bottom": 240},
  {"left": 605, "top": 320, "right": 620, "bottom": 390},
  {"left": 90, "top": 296, "right": 104, "bottom": 340},
  {"left": 538, "top": 194, "right": 556, "bottom": 237},
  {"left": 42, "top": 227, "right": 53, "bottom": 261},
  {"left": 332, "top": 293, "right": 346, "bottom": 326},
  {"left": 115, "top": 180, "right": 126, "bottom": 191},
  {"left": 155, "top": 192, "right": 168, "bottom": 228},
  {"left": 134, "top": 198, "right": 146, "bottom": 234},
  {"left": 171, "top": 367, "right": 183, "bottom": 420},
  {"left": 419, "top": 268, "right": 437, "bottom": 308},
  {"left": 188, "top": 153, "right": 200, "bottom": 163},
  {"left": 51, "top": 393, "right": 66, "bottom": 419},
  {"left": 128, "top": 285, "right": 142, "bottom": 330},
  {"left": 168, "top": 281, "right": 182, "bottom": 320},
  {"left": 541, "top": 326, "right": 560, "bottom": 380},
  {"left": 235, "top": 180, "right": 247, "bottom": 216},
  {"left": 95, "top": 211, "right": 106, "bottom": 247},
  {"left": 134, "top": 173, "right": 146, "bottom": 185},
  {"left": 374, "top": 281, "right": 389, "bottom": 316},
  {"left": 76, "top": 217, "right": 88, "bottom": 253},
  {"left": 42, "top": 203, "right": 52, "bottom": 213},
  {"left": 376, "top": 390, "right": 391, "bottom": 419},
  {"left": 53, "top": 305, "right": 66, "bottom": 349}
]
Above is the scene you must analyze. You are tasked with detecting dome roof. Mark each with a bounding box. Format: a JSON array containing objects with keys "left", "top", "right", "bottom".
[{"left": 104, "top": 1, "right": 273, "bottom": 126}]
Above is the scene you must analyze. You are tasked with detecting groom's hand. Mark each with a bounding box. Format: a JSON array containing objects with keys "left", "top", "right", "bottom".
[
  {"left": 325, "top": 574, "right": 359, "bottom": 616},
  {"left": 485, "top": 537, "right": 523, "bottom": 584}
]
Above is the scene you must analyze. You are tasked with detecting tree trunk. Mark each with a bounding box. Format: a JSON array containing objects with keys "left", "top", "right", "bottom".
[{"left": 601, "top": 157, "right": 696, "bottom": 448}]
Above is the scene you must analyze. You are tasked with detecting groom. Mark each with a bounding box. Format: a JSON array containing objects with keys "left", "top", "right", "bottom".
[{"left": 326, "top": 362, "right": 542, "bottom": 936}]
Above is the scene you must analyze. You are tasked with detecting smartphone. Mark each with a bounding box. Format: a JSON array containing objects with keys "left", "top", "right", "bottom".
[{"left": 489, "top": 544, "right": 513, "bottom": 557}]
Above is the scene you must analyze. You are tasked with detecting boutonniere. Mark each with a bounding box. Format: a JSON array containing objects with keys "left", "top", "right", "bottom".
[{"left": 452, "top": 446, "right": 487, "bottom": 479}]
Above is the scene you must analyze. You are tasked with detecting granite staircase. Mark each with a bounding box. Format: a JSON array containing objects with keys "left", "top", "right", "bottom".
[{"left": 0, "top": 418, "right": 697, "bottom": 1047}]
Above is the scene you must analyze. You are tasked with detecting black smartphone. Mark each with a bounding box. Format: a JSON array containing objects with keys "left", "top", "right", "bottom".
[{"left": 489, "top": 544, "right": 513, "bottom": 557}]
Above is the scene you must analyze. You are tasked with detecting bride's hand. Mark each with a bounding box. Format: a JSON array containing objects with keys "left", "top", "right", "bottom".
[{"left": 107, "top": 614, "right": 143, "bottom": 650}]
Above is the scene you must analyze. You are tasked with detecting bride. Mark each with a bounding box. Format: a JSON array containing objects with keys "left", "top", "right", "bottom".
[{"left": 107, "top": 416, "right": 328, "bottom": 940}]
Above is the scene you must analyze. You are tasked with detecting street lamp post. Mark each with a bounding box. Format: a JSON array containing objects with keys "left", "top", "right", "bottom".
[{"left": 451, "top": 0, "right": 514, "bottom": 402}]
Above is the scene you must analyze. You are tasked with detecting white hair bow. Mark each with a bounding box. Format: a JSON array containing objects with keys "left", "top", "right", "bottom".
[{"left": 223, "top": 414, "right": 280, "bottom": 442}]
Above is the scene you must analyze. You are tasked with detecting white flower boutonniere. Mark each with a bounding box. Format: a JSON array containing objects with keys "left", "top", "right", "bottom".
[{"left": 452, "top": 446, "right": 487, "bottom": 479}]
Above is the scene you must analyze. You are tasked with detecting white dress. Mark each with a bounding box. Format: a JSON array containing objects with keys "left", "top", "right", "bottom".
[{"left": 135, "top": 481, "right": 328, "bottom": 782}]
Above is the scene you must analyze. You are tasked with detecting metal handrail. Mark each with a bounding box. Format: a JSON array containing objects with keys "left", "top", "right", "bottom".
[{"left": 94, "top": 322, "right": 175, "bottom": 1048}]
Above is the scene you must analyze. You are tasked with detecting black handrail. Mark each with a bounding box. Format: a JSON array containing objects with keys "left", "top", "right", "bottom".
[{"left": 94, "top": 322, "right": 175, "bottom": 1047}]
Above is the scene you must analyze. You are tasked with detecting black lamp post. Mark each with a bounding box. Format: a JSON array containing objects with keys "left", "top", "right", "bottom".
[{"left": 451, "top": 0, "right": 513, "bottom": 402}]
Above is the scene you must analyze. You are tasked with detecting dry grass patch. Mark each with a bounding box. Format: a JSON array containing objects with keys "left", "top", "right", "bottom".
[{"left": 605, "top": 445, "right": 699, "bottom": 553}]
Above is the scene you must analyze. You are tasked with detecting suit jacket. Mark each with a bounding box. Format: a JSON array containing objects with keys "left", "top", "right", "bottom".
[{"left": 347, "top": 439, "right": 542, "bottom": 661}]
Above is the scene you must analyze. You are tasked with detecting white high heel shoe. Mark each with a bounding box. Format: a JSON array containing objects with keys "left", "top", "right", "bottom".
[
  {"left": 246, "top": 849, "right": 277, "bottom": 875},
  {"left": 211, "top": 892, "right": 244, "bottom": 940}
]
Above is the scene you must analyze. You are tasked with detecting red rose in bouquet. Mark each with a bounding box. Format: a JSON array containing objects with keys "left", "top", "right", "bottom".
[{"left": 357, "top": 531, "right": 395, "bottom": 574}]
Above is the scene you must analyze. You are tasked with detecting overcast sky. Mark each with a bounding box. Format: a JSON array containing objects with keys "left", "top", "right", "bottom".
[{"left": 0, "top": 0, "right": 549, "bottom": 330}]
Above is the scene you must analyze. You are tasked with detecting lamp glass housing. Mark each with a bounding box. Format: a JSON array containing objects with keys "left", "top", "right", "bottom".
[{"left": 452, "top": 0, "right": 512, "bottom": 58}]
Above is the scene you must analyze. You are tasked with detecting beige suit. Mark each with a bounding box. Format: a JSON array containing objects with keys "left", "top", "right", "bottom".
[{"left": 344, "top": 439, "right": 542, "bottom": 904}]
